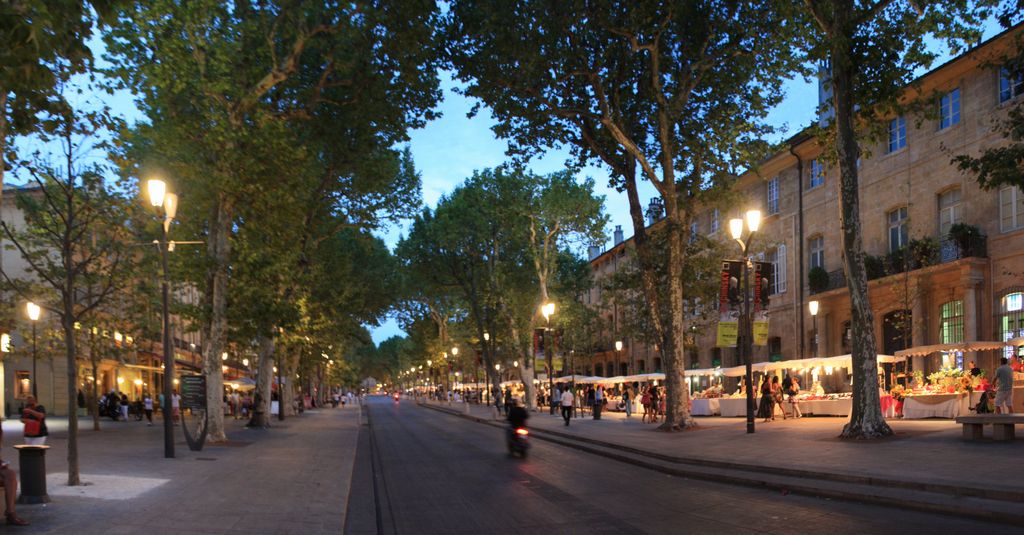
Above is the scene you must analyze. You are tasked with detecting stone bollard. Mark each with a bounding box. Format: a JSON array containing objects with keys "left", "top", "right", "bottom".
[{"left": 14, "top": 445, "right": 50, "bottom": 504}]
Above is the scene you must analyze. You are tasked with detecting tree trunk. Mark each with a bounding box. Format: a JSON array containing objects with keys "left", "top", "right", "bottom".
[
  {"left": 831, "top": 12, "right": 891, "bottom": 439},
  {"left": 91, "top": 356, "right": 100, "bottom": 431},
  {"left": 248, "top": 334, "right": 275, "bottom": 428},
  {"left": 203, "top": 194, "right": 233, "bottom": 442},
  {"left": 661, "top": 207, "right": 695, "bottom": 430},
  {"left": 64, "top": 310, "right": 81, "bottom": 485},
  {"left": 510, "top": 323, "right": 537, "bottom": 411},
  {"left": 284, "top": 349, "right": 300, "bottom": 415}
]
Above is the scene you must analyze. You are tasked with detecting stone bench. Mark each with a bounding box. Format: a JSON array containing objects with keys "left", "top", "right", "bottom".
[{"left": 955, "top": 414, "right": 1024, "bottom": 441}]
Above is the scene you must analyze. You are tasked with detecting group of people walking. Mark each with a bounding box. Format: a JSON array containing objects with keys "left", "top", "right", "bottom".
[{"left": 755, "top": 375, "right": 803, "bottom": 422}]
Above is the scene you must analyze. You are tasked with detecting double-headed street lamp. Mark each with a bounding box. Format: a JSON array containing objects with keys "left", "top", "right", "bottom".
[
  {"left": 26, "top": 302, "right": 41, "bottom": 398},
  {"left": 147, "top": 179, "right": 178, "bottom": 458},
  {"left": 729, "top": 209, "right": 761, "bottom": 435}
]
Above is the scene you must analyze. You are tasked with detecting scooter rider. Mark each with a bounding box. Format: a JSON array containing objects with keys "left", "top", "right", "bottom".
[{"left": 507, "top": 397, "right": 528, "bottom": 429}]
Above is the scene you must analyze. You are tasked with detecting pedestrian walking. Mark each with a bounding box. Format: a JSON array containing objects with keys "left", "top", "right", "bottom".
[
  {"left": 172, "top": 391, "right": 181, "bottom": 422},
  {"left": 119, "top": 392, "right": 130, "bottom": 422},
  {"left": 21, "top": 396, "right": 48, "bottom": 446},
  {"left": 560, "top": 388, "right": 574, "bottom": 426},
  {"left": 994, "top": 357, "right": 1014, "bottom": 414},
  {"left": 143, "top": 392, "right": 154, "bottom": 425},
  {"left": 623, "top": 385, "right": 633, "bottom": 418},
  {"left": 784, "top": 375, "right": 802, "bottom": 418},
  {"left": 648, "top": 385, "right": 661, "bottom": 423},
  {"left": 756, "top": 376, "right": 773, "bottom": 422},
  {"left": 593, "top": 385, "right": 604, "bottom": 420},
  {"left": 771, "top": 376, "right": 787, "bottom": 420},
  {"left": 640, "top": 386, "right": 651, "bottom": 423}
]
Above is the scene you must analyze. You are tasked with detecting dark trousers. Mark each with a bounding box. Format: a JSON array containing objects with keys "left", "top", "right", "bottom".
[
  {"left": 593, "top": 402, "right": 602, "bottom": 420},
  {"left": 561, "top": 405, "right": 572, "bottom": 425}
]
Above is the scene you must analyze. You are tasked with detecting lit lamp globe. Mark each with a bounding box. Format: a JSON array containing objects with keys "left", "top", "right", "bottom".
[
  {"left": 808, "top": 300, "right": 820, "bottom": 316},
  {"left": 451, "top": 347, "right": 458, "bottom": 356},
  {"left": 615, "top": 340, "right": 623, "bottom": 352}
]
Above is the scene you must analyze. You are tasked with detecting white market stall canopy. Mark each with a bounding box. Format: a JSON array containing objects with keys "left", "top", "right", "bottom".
[
  {"left": 722, "top": 354, "right": 904, "bottom": 377},
  {"left": 894, "top": 341, "right": 1008, "bottom": 358},
  {"left": 1006, "top": 337, "right": 1024, "bottom": 347},
  {"left": 225, "top": 378, "right": 256, "bottom": 391},
  {"left": 553, "top": 375, "right": 603, "bottom": 384}
]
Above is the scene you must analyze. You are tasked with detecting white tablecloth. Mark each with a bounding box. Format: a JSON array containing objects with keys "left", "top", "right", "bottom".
[
  {"left": 719, "top": 397, "right": 754, "bottom": 417},
  {"left": 902, "top": 394, "right": 968, "bottom": 419},
  {"left": 691, "top": 398, "right": 721, "bottom": 416},
  {"left": 797, "top": 398, "right": 851, "bottom": 416}
]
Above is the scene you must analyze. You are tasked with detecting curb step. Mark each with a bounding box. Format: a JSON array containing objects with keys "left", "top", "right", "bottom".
[{"left": 418, "top": 402, "right": 1024, "bottom": 527}]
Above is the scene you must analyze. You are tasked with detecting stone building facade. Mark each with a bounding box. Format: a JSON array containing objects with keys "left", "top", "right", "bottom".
[{"left": 586, "top": 26, "right": 1024, "bottom": 388}]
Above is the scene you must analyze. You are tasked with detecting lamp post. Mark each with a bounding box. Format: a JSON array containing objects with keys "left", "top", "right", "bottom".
[
  {"left": 542, "top": 302, "right": 555, "bottom": 414},
  {"left": 450, "top": 346, "right": 458, "bottom": 406},
  {"left": 729, "top": 210, "right": 761, "bottom": 435},
  {"left": 147, "top": 178, "right": 178, "bottom": 458},
  {"left": 26, "top": 302, "right": 40, "bottom": 398},
  {"left": 809, "top": 300, "right": 820, "bottom": 358}
]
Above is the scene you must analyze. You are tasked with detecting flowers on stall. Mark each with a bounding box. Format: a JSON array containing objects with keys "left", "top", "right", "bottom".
[
  {"left": 956, "top": 376, "right": 973, "bottom": 395},
  {"left": 890, "top": 384, "right": 906, "bottom": 402}
]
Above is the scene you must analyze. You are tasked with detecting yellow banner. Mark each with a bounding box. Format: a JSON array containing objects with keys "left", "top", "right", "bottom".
[
  {"left": 753, "top": 320, "right": 769, "bottom": 346},
  {"left": 716, "top": 321, "right": 738, "bottom": 347}
]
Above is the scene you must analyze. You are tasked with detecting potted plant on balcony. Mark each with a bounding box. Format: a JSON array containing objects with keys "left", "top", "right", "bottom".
[
  {"left": 909, "top": 237, "right": 939, "bottom": 269},
  {"left": 947, "top": 223, "right": 982, "bottom": 258},
  {"left": 808, "top": 266, "right": 829, "bottom": 294}
]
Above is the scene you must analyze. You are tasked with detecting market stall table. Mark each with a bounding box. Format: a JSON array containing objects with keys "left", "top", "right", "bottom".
[
  {"left": 797, "top": 398, "right": 851, "bottom": 416},
  {"left": 691, "top": 398, "right": 721, "bottom": 416},
  {"left": 902, "top": 393, "right": 969, "bottom": 419}
]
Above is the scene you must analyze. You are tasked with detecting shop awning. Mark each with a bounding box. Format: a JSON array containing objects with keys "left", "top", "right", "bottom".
[
  {"left": 894, "top": 341, "right": 1008, "bottom": 358},
  {"left": 721, "top": 354, "right": 903, "bottom": 377},
  {"left": 553, "top": 375, "right": 604, "bottom": 384},
  {"left": 1007, "top": 337, "right": 1024, "bottom": 347}
]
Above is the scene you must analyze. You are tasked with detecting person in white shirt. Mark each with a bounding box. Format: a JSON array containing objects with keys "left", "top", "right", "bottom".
[{"left": 560, "top": 389, "right": 574, "bottom": 426}]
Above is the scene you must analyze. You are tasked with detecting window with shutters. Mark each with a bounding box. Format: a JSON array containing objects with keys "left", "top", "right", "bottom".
[
  {"left": 888, "top": 116, "right": 907, "bottom": 153},
  {"left": 1000, "top": 68, "right": 1024, "bottom": 103},
  {"left": 938, "top": 188, "right": 962, "bottom": 236},
  {"left": 809, "top": 236, "right": 824, "bottom": 270},
  {"left": 767, "top": 177, "right": 779, "bottom": 214},
  {"left": 710, "top": 209, "right": 720, "bottom": 234},
  {"left": 809, "top": 159, "right": 823, "bottom": 189},
  {"left": 1000, "top": 187, "right": 1024, "bottom": 233},
  {"left": 940, "top": 301, "right": 964, "bottom": 344},
  {"left": 939, "top": 89, "right": 960, "bottom": 129},
  {"left": 768, "top": 245, "right": 787, "bottom": 294},
  {"left": 888, "top": 206, "right": 909, "bottom": 252}
]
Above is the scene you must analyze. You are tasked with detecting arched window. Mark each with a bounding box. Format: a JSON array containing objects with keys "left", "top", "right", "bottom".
[
  {"left": 940, "top": 301, "right": 964, "bottom": 344},
  {"left": 1000, "top": 292, "right": 1024, "bottom": 358}
]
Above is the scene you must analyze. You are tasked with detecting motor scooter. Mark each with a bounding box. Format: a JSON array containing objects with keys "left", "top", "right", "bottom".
[{"left": 507, "top": 425, "right": 529, "bottom": 458}]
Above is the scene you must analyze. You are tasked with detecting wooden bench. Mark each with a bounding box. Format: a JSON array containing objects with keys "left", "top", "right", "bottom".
[{"left": 955, "top": 414, "right": 1024, "bottom": 441}]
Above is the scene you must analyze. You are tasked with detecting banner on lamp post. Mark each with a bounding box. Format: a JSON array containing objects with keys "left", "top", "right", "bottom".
[
  {"left": 753, "top": 261, "right": 773, "bottom": 346},
  {"left": 716, "top": 260, "right": 742, "bottom": 347}
]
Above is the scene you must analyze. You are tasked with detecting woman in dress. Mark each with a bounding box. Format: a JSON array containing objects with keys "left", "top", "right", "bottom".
[
  {"left": 771, "top": 376, "right": 787, "bottom": 420},
  {"left": 756, "top": 375, "right": 774, "bottom": 422},
  {"left": 640, "top": 386, "right": 651, "bottom": 423}
]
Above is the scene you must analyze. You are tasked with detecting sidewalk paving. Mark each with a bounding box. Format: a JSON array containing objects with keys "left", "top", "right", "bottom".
[
  {"left": 1, "top": 404, "right": 360, "bottom": 534},
  {"left": 423, "top": 398, "right": 1024, "bottom": 496}
]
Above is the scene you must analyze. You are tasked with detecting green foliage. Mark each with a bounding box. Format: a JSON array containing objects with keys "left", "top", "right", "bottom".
[{"left": 808, "top": 266, "right": 829, "bottom": 294}]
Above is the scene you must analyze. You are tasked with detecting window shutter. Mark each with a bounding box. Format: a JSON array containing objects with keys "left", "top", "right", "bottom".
[{"left": 777, "top": 244, "right": 787, "bottom": 293}]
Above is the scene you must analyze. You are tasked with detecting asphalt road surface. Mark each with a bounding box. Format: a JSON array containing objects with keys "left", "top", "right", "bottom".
[{"left": 345, "top": 397, "right": 1012, "bottom": 535}]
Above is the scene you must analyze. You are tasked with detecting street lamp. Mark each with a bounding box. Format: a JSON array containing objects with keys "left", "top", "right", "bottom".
[
  {"left": 615, "top": 339, "right": 623, "bottom": 375},
  {"left": 148, "top": 178, "right": 178, "bottom": 458},
  {"left": 729, "top": 209, "right": 761, "bottom": 435},
  {"left": 26, "top": 302, "right": 40, "bottom": 398},
  {"left": 809, "top": 300, "right": 820, "bottom": 358},
  {"left": 541, "top": 302, "right": 556, "bottom": 414}
]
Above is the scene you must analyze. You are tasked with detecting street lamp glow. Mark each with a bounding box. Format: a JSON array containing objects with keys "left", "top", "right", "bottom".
[
  {"left": 494, "top": 363, "right": 501, "bottom": 371},
  {"left": 163, "top": 192, "right": 179, "bottom": 220},
  {"left": 242, "top": 358, "right": 249, "bottom": 367},
  {"left": 147, "top": 179, "right": 167, "bottom": 207},
  {"left": 222, "top": 352, "right": 228, "bottom": 361},
  {"left": 615, "top": 340, "right": 623, "bottom": 352},
  {"left": 451, "top": 346, "right": 458, "bottom": 356},
  {"left": 513, "top": 360, "right": 518, "bottom": 367},
  {"left": 427, "top": 359, "right": 432, "bottom": 366},
  {"left": 729, "top": 218, "right": 744, "bottom": 240},
  {"left": 809, "top": 300, "right": 820, "bottom": 316},
  {"left": 745, "top": 210, "right": 761, "bottom": 233},
  {"left": 483, "top": 332, "right": 490, "bottom": 341},
  {"left": 26, "top": 301, "right": 41, "bottom": 321},
  {"left": 541, "top": 302, "right": 555, "bottom": 321}
]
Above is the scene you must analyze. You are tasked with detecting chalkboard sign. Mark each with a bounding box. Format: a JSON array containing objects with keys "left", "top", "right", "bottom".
[{"left": 180, "top": 375, "right": 207, "bottom": 410}]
